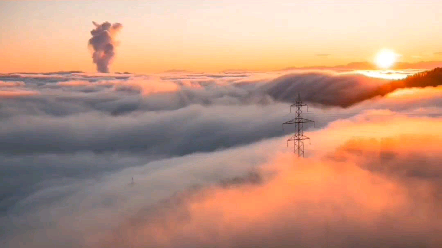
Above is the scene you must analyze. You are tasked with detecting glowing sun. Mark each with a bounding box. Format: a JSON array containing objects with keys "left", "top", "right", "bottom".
[{"left": 375, "top": 49, "right": 398, "bottom": 69}]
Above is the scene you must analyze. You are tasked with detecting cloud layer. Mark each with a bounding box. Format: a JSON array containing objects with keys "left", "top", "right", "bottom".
[
  {"left": 0, "top": 69, "right": 441, "bottom": 248},
  {"left": 2, "top": 111, "right": 441, "bottom": 248}
]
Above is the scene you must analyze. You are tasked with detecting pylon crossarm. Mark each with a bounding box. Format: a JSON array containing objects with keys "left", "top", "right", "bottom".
[
  {"left": 301, "top": 118, "right": 314, "bottom": 123},
  {"left": 283, "top": 120, "right": 296, "bottom": 125},
  {"left": 290, "top": 103, "right": 307, "bottom": 113},
  {"left": 283, "top": 119, "right": 314, "bottom": 125},
  {"left": 299, "top": 119, "right": 314, "bottom": 124}
]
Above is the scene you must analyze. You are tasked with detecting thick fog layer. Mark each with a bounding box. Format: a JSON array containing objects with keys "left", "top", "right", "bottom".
[{"left": 0, "top": 69, "right": 441, "bottom": 247}]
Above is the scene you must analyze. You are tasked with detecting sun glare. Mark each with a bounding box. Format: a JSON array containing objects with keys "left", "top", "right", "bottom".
[{"left": 375, "top": 49, "right": 398, "bottom": 69}]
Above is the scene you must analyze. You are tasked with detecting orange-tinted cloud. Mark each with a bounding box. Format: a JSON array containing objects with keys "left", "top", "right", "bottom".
[
  {"left": 97, "top": 113, "right": 442, "bottom": 248},
  {"left": 55, "top": 78, "right": 180, "bottom": 95},
  {"left": 0, "top": 90, "right": 39, "bottom": 98},
  {"left": 0, "top": 81, "right": 25, "bottom": 87}
]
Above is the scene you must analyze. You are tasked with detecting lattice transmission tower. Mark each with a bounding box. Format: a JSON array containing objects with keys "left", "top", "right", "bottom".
[{"left": 282, "top": 93, "right": 315, "bottom": 157}]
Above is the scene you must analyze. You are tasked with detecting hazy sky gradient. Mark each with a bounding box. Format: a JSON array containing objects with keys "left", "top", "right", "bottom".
[{"left": 1, "top": 0, "right": 442, "bottom": 73}]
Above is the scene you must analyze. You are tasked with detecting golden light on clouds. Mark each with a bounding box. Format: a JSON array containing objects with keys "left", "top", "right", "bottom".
[{"left": 356, "top": 70, "right": 411, "bottom": 80}]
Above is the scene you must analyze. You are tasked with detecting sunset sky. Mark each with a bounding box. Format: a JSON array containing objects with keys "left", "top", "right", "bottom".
[{"left": 1, "top": 0, "right": 442, "bottom": 73}]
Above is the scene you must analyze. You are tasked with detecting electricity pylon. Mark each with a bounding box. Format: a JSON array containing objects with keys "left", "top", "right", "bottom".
[{"left": 282, "top": 93, "right": 315, "bottom": 157}]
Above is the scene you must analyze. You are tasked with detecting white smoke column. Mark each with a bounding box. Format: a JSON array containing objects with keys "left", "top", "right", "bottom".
[{"left": 88, "top": 21, "right": 123, "bottom": 73}]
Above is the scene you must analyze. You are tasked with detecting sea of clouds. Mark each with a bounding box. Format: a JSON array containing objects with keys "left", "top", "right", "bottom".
[{"left": 0, "top": 69, "right": 441, "bottom": 248}]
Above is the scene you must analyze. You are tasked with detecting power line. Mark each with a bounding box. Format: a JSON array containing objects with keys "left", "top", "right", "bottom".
[{"left": 282, "top": 93, "right": 315, "bottom": 157}]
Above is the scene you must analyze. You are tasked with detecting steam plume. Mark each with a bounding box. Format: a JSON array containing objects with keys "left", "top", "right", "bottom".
[{"left": 88, "top": 21, "right": 123, "bottom": 73}]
